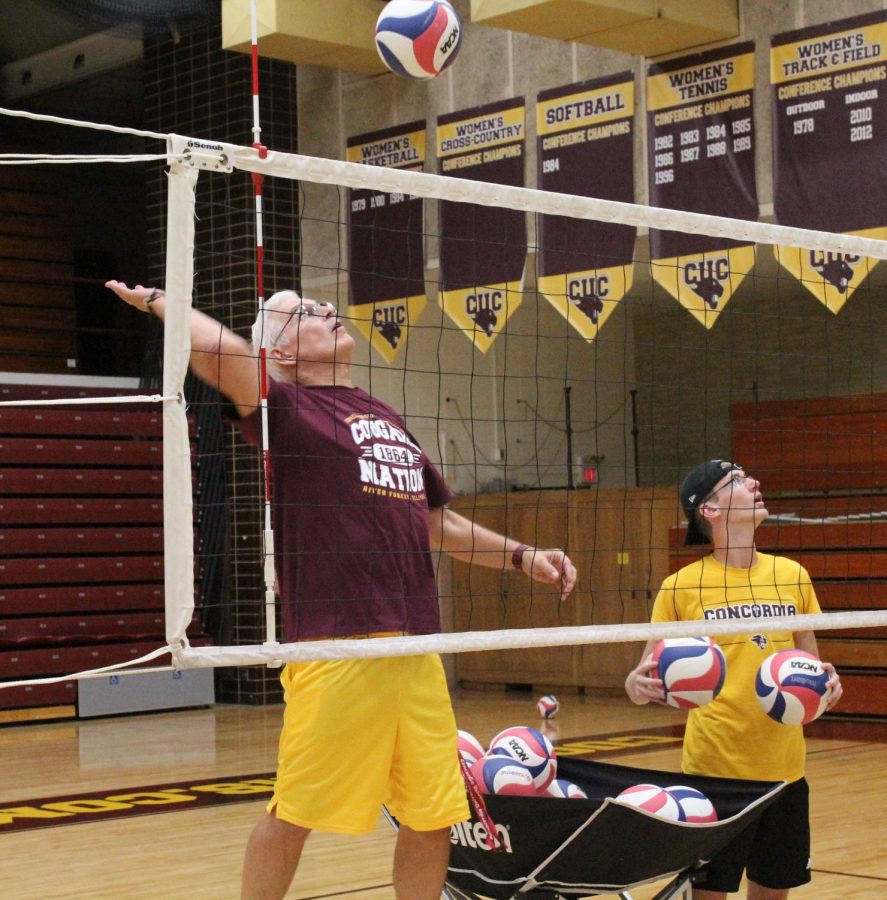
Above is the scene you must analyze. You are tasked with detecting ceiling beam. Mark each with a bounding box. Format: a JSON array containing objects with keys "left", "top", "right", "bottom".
[{"left": 0, "top": 25, "right": 143, "bottom": 106}]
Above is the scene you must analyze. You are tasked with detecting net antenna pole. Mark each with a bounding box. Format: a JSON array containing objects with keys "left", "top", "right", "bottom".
[{"left": 250, "top": 0, "right": 278, "bottom": 652}]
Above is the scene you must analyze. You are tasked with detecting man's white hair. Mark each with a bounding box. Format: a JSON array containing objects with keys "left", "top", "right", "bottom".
[{"left": 251, "top": 289, "right": 302, "bottom": 355}]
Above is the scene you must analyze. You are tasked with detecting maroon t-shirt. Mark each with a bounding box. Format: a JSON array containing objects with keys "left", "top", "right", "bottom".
[{"left": 238, "top": 379, "right": 452, "bottom": 640}]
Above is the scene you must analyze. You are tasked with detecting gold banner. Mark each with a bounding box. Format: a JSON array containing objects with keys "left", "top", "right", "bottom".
[
  {"left": 536, "top": 81, "right": 634, "bottom": 136},
  {"left": 647, "top": 51, "right": 755, "bottom": 112},
  {"left": 771, "top": 21, "right": 887, "bottom": 85},
  {"left": 773, "top": 226, "right": 886, "bottom": 314},
  {"left": 538, "top": 265, "right": 632, "bottom": 342},
  {"left": 438, "top": 282, "right": 524, "bottom": 353},
  {"left": 651, "top": 246, "right": 757, "bottom": 328},
  {"left": 345, "top": 127, "right": 426, "bottom": 167},
  {"left": 437, "top": 106, "right": 526, "bottom": 158},
  {"left": 348, "top": 294, "right": 428, "bottom": 364}
]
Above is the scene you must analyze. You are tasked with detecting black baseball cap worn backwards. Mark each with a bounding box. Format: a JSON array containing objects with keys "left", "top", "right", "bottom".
[{"left": 680, "top": 459, "right": 742, "bottom": 545}]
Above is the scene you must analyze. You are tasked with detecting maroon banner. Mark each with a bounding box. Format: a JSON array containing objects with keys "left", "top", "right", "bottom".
[
  {"left": 647, "top": 42, "right": 758, "bottom": 328},
  {"left": 437, "top": 97, "right": 527, "bottom": 352},
  {"left": 536, "top": 73, "right": 636, "bottom": 341},
  {"left": 347, "top": 121, "right": 427, "bottom": 362},
  {"left": 771, "top": 11, "right": 887, "bottom": 313}
]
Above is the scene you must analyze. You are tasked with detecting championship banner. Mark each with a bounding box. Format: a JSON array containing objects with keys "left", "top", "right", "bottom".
[
  {"left": 536, "top": 73, "right": 636, "bottom": 341},
  {"left": 437, "top": 98, "right": 526, "bottom": 352},
  {"left": 771, "top": 11, "right": 887, "bottom": 314},
  {"left": 347, "top": 121, "right": 427, "bottom": 363},
  {"left": 647, "top": 42, "right": 758, "bottom": 328}
]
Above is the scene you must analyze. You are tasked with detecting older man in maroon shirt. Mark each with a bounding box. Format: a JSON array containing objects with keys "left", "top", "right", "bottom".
[{"left": 106, "top": 280, "right": 577, "bottom": 900}]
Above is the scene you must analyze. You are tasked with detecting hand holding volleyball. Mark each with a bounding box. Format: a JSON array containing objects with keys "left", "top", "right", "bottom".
[
  {"left": 755, "top": 649, "right": 831, "bottom": 725},
  {"left": 651, "top": 636, "right": 726, "bottom": 709},
  {"left": 375, "top": 1, "right": 462, "bottom": 80}
]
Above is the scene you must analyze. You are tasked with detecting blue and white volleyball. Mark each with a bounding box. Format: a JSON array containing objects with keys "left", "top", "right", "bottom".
[
  {"left": 375, "top": 0, "right": 462, "bottom": 80},
  {"left": 457, "top": 729, "right": 486, "bottom": 765},
  {"left": 536, "top": 694, "right": 560, "bottom": 719},
  {"left": 488, "top": 725, "right": 556, "bottom": 790},
  {"left": 665, "top": 785, "right": 718, "bottom": 823},
  {"left": 543, "top": 778, "right": 588, "bottom": 799},
  {"left": 470, "top": 754, "right": 537, "bottom": 796}
]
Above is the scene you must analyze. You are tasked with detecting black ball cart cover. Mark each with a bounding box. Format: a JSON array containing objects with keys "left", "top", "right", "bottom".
[{"left": 446, "top": 755, "right": 786, "bottom": 898}]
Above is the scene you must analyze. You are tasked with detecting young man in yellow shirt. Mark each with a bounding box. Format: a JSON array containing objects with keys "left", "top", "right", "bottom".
[{"left": 625, "top": 459, "right": 842, "bottom": 900}]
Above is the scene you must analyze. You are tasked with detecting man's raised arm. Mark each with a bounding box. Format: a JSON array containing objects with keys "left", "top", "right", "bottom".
[{"left": 106, "top": 281, "right": 261, "bottom": 417}]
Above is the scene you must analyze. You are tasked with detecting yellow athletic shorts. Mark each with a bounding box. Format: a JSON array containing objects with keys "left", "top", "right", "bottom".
[{"left": 268, "top": 653, "right": 469, "bottom": 835}]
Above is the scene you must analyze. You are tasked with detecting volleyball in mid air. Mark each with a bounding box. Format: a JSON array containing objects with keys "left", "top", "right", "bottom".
[
  {"left": 755, "top": 649, "right": 830, "bottom": 725},
  {"left": 374, "top": 0, "right": 463, "bottom": 80},
  {"left": 652, "top": 636, "right": 726, "bottom": 709}
]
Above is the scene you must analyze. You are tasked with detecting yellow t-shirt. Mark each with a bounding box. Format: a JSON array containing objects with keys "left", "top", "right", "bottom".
[{"left": 652, "top": 552, "right": 821, "bottom": 783}]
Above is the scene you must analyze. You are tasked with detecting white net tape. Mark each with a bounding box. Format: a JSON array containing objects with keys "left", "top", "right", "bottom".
[
  {"left": 173, "top": 610, "right": 887, "bottom": 669},
  {"left": 227, "top": 143, "right": 887, "bottom": 259}
]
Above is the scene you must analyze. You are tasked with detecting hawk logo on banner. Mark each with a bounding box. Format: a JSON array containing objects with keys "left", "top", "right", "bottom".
[
  {"left": 347, "top": 123, "right": 427, "bottom": 363},
  {"left": 440, "top": 284, "right": 518, "bottom": 347},
  {"left": 538, "top": 265, "right": 632, "bottom": 339},
  {"left": 368, "top": 301, "right": 409, "bottom": 350},
  {"left": 437, "top": 99, "right": 527, "bottom": 352},
  {"left": 652, "top": 247, "right": 756, "bottom": 328},
  {"left": 771, "top": 12, "right": 887, "bottom": 314},
  {"left": 647, "top": 44, "right": 758, "bottom": 329},
  {"left": 536, "top": 75, "right": 636, "bottom": 342},
  {"left": 774, "top": 232, "right": 885, "bottom": 314}
]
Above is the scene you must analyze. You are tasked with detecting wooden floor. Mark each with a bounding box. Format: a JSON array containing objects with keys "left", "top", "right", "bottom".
[{"left": 0, "top": 689, "right": 884, "bottom": 899}]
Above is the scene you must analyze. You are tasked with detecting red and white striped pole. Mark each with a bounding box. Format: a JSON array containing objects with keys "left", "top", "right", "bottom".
[{"left": 250, "top": 0, "right": 277, "bottom": 650}]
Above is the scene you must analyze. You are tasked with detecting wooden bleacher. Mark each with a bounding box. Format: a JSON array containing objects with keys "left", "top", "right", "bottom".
[
  {"left": 0, "top": 382, "right": 209, "bottom": 721},
  {"left": 0, "top": 163, "right": 80, "bottom": 374},
  {"left": 671, "top": 392, "right": 887, "bottom": 722}
]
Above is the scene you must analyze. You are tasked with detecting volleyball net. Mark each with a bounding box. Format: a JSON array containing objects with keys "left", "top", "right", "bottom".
[{"left": 1, "top": 106, "right": 886, "bottom": 686}]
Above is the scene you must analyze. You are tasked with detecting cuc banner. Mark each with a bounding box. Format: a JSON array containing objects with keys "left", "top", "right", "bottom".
[
  {"left": 771, "top": 11, "right": 887, "bottom": 313},
  {"left": 347, "top": 121, "right": 427, "bottom": 363},
  {"left": 536, "top": 73, "right": 636, "bottom": 341},
  {"left": 647, "top": 42, "right": 758, "bottom": 328},
  {"left": 437, "top": 98, "right": 527, "bottom": 352}
]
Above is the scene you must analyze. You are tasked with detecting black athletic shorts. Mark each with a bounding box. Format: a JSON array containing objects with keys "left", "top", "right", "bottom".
[{"left": 693, "top": 777, "right": 812, "bottom": 893}]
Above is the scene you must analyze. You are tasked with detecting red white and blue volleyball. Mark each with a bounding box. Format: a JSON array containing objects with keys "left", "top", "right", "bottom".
[
  {"left": 543, "top": 778, "right": 588, "bottom": 800},
  {"left": 755, "top": 649, "right": 830, "bottom": 725},
  {"left": 374, "top": 0, "right": 463, "bottom": 80},
  {"left": 652, "top": 636, "right": 726, "bottom": 709},
  {"left": 614, "top": 784, "right": 684, "bottom": 821},
  {"left": 665, "top": 785, "right": 719, "bottom": 823},
  {"left": 470, "top": 754, "right": 537, "bottom": 796},
  {"left": 536, "top": 694, "right": 560, "bottom": 719},
  {"left": 457, "top": 729, "right": 486, "bottom": 765},
  {"left": 489, "top": 725, "right": 556, "bottom": 790}
]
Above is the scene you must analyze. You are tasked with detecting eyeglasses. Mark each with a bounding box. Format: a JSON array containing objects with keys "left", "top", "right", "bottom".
[
  {"left": 270, "top": 301, "right": 337, "bottom": 345},
  {"left": 703, "top": 472, "right": 753, "bottom": 504}
]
